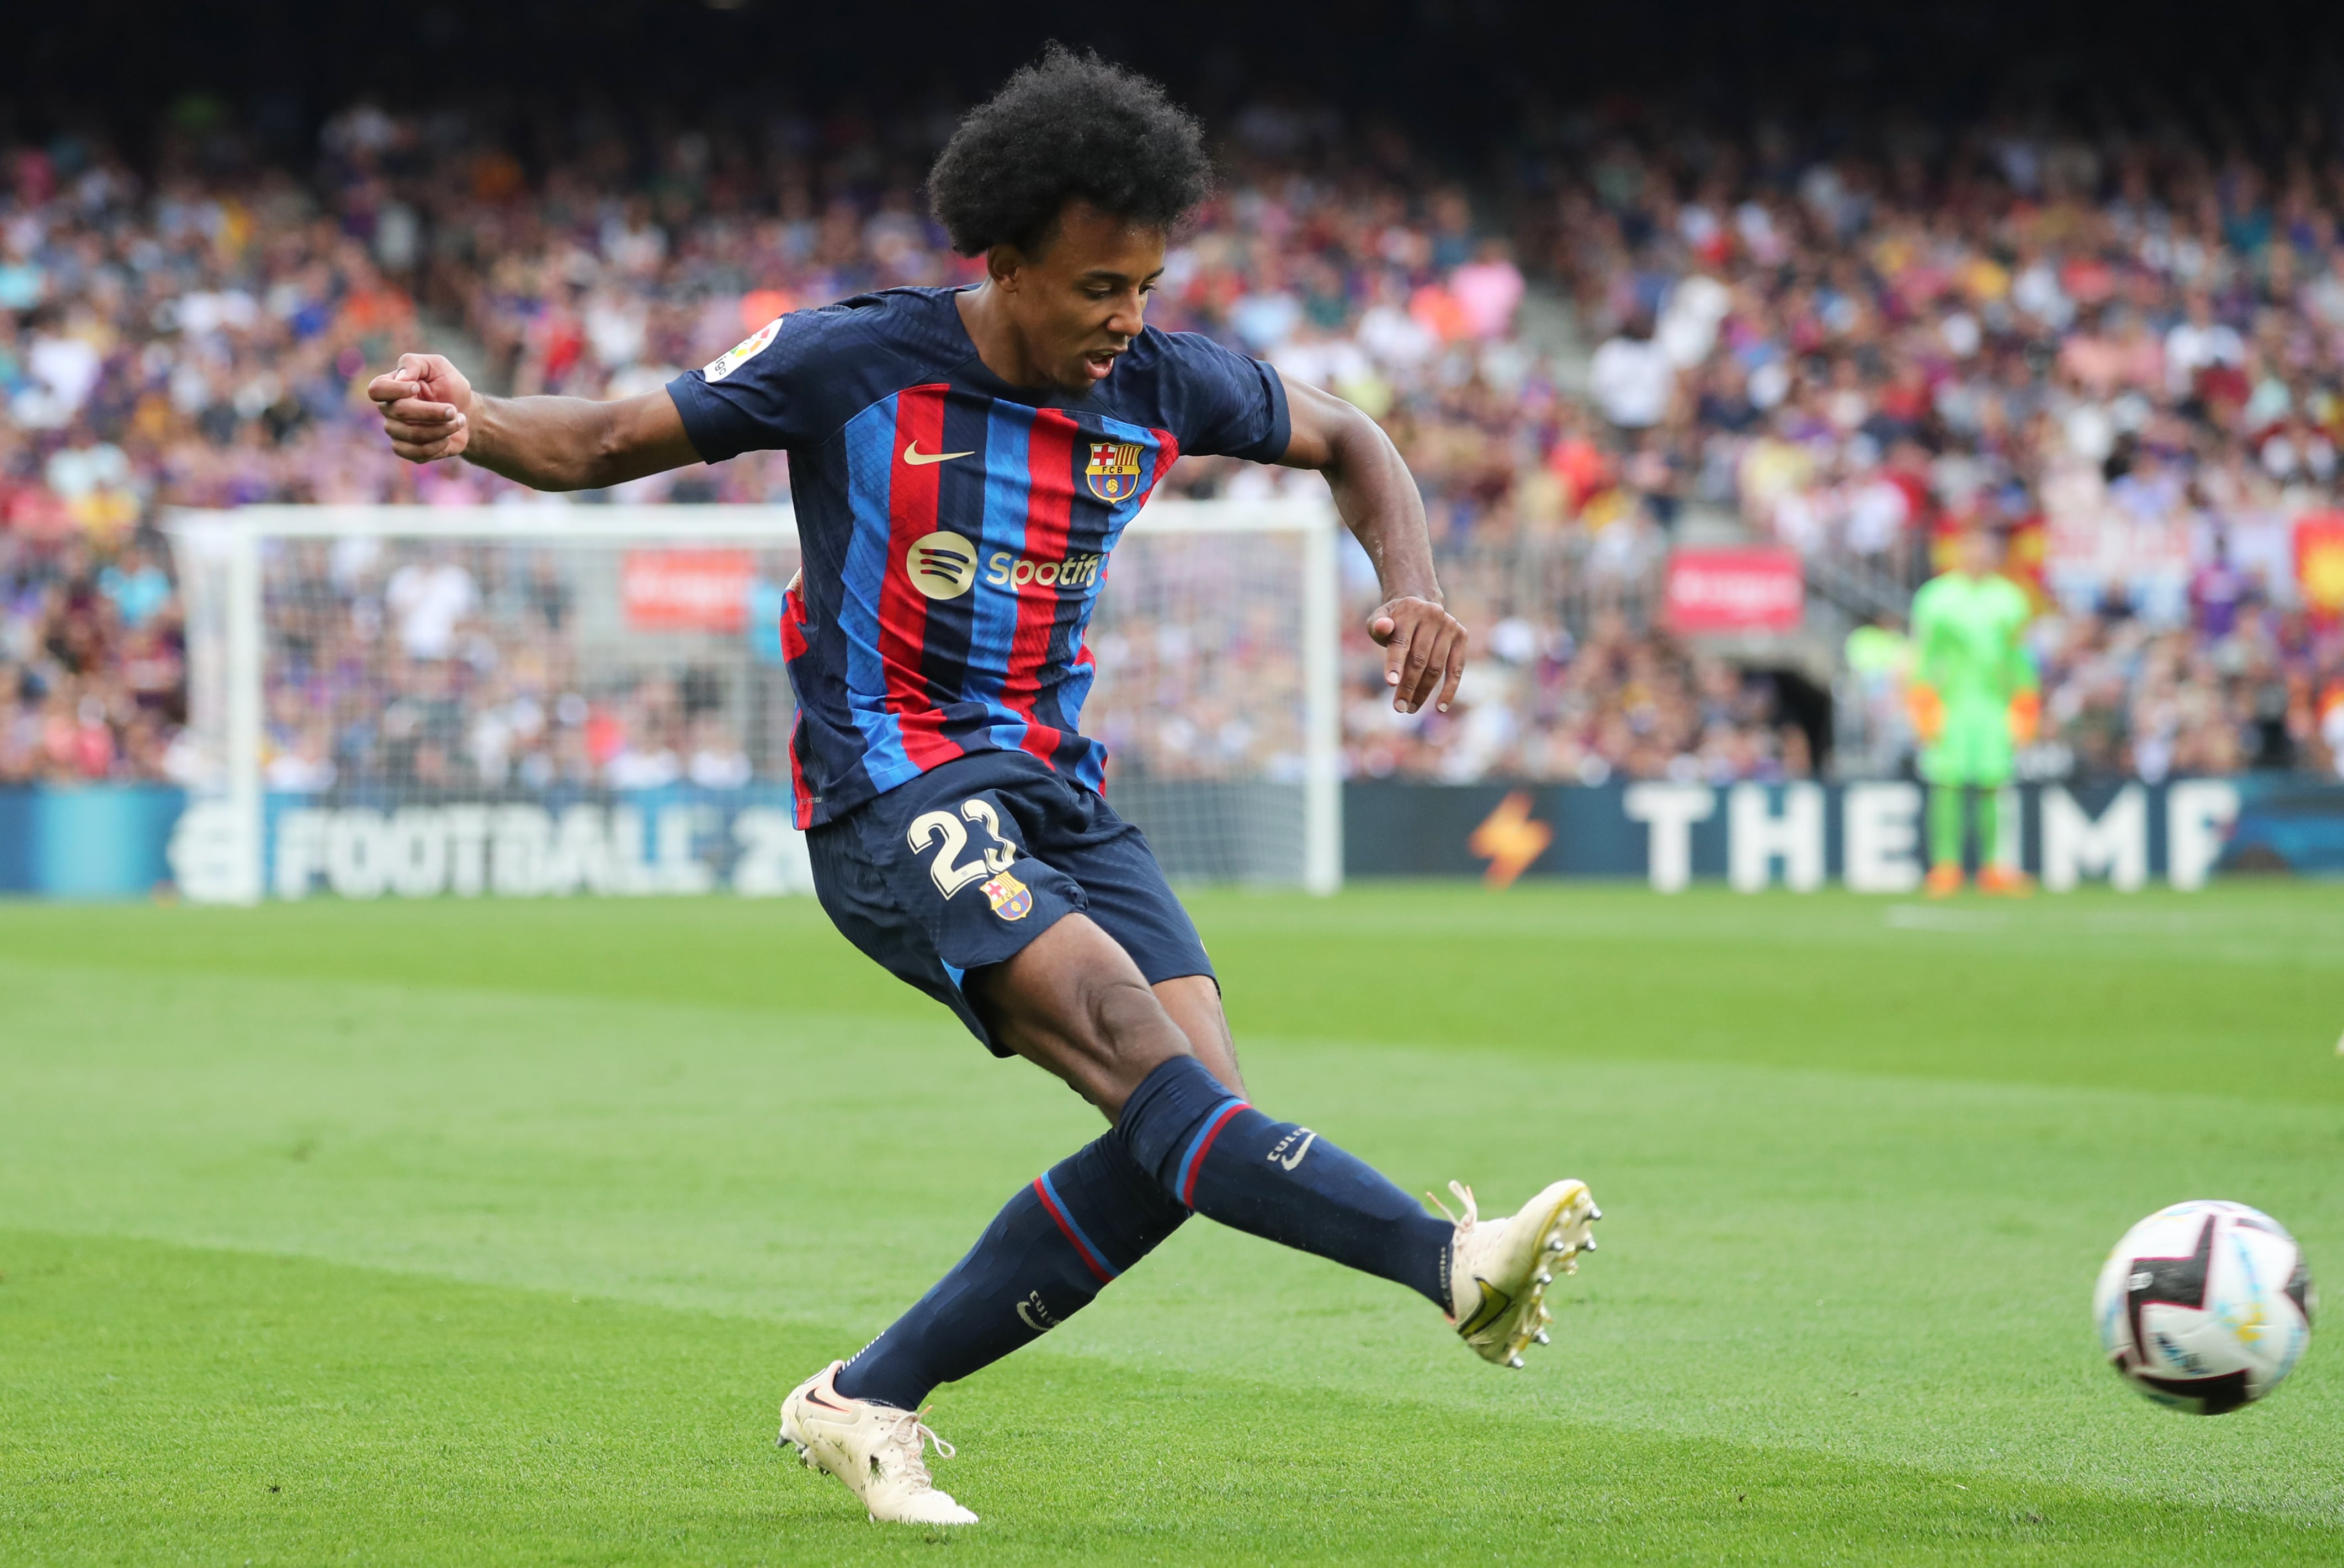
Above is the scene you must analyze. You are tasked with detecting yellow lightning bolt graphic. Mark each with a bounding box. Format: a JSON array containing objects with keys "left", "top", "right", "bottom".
[{"left": 1468, "top": 790, "right": 1554, "bottom": 889}]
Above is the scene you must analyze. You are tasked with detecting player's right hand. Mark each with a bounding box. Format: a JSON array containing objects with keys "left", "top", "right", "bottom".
[
  {"left": 368, "top": 353, "right": 475, "bottom": 463},
  {"left": 1905, "top": 682, "right": 1945, "bottom": 744}
]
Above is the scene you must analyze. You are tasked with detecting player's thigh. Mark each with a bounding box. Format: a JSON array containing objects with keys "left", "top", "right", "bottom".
[
  {"left": 1035, "top": 790, "right": 1218, "bottom": 998},
  {"left": 1923, "top": 714, "right": 1988, "bottom": 786},
  {"left": 1022, "top": 781, "right": 1241, "bottom": 1094},
  {"left": 970, "top": 912, "right": 1193, "bottom": 1114},
  {"left": 971, "top": 943, "right": 1242, "bottom": 1109},
  {"left": 1969, "top": 721, "right": 2017, "bottom": 787},
  {"left": 807, "top": 756, "right": 1095, "bottom": 1058},
  {"left": 1952, "top": 717, "right": 2014, "bottom": 787}
]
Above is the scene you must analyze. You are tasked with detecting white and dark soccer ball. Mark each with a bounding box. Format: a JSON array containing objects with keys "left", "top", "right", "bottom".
[{"left": 2092, "top": 1200, "right": 2314, "bottom": 1414}]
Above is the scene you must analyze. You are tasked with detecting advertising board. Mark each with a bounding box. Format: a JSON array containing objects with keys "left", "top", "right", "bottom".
[
  {"left": 1346, "top": 778, "right": 2344, "bottom": 889},
  {"left": 5, "top": 778, "right": 2342, "bottom": 899},
  {"left": 1662, "top": 547, "right": 1804, "bottom": 634}
]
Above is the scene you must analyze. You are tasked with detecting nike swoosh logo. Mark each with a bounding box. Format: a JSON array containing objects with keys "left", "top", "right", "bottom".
[
  {"left": 903, "top": 441, "right": 975, "bottom": 466},
  {"left": 1277, "top": 1131, "right": 1317, "bottom": 1171},
  {"left": 1016, "top": 1301, "right": 1054, "bottom": 1333},
  {"left": 1458, "top": 1279, "right": 1512, "bottom": 1338}
]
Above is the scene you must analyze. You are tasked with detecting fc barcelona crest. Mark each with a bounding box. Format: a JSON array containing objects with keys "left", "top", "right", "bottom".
[
  {"left": 982, "top": 870, "right": 1033, "bottom": 921},
  {"left": 1085, "top": 441, "right": 1144, "bottom": 503}
]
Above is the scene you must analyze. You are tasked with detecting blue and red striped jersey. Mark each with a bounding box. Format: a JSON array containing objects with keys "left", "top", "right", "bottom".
[{"left": 668, "top": 286, "right": 1290, "bottom": 827}]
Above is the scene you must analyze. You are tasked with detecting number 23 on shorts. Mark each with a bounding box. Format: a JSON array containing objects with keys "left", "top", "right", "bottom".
[{"left": 907, "top": 799, "right": 1018, "bottom": 897}]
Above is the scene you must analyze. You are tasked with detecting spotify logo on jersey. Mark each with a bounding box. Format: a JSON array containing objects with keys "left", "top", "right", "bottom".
[{"left": 905, "top": 531, "right": 978, "bottom": 599}]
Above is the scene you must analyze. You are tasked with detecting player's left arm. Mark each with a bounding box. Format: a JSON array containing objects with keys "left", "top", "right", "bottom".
[
  {"left": 1277, "top": 380, "right": 1466, "bottom": 715},
  {"left": 2003, "top": 596, "right": 2043, "bottom": 741}
]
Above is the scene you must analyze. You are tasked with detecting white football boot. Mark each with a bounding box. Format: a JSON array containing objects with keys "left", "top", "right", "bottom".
[
  {"left": 1438, "top": 1178, "right": 1599, "bottom": 1367},
  {"left": 779, "top": 1361, "right": 979, "bottom": 1526}
]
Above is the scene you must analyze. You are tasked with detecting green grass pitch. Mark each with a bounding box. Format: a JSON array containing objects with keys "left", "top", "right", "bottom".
[{"left": 4, "top": 881, "right": 2343, "bottom": 1564}]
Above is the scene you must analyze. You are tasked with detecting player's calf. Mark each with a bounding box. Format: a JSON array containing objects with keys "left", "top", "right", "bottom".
[
  {"left": 973, "top": 915, "right": 1198, "bottom": 1115},
  {"left": 831, "top": 1135, "right": 1187, "bottom": 1412},
  {"left": 1111, "top": 1054, "right": 1600, "bottom": 1364},
  {"left": 1114, "top": 1054, "right": 1456, "bottom": 1304}
]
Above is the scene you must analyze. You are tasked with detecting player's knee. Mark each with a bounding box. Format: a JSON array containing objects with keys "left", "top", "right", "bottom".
[{"left": 979, "top": 918, "right": 1191, "bottom": 1106}]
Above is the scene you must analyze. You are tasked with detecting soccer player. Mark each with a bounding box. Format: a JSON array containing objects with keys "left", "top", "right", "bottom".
[
  {"left": 1907, "top": 522, "right": 2040, "bottom": 895},
  {"left": 369, "top": 47, "right": 1597, "bottom": 1526}
]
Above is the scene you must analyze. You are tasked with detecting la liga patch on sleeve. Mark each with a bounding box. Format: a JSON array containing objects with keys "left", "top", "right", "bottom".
[{"left": 703, "top": 317, "right": 783, "bottom": 382}]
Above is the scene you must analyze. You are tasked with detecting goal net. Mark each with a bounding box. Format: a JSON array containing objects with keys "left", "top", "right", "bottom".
[{"left": 162, "top": 499, "right": 1341, "bottom": 906}]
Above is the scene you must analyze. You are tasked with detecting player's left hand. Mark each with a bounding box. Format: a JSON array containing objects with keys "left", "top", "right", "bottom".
[
  {"left": 1369, "top": 596, "right": 1467, "bottom": 715},
  {"left": 2008, "top": 689, "right": 2042, "bottom": 744}
]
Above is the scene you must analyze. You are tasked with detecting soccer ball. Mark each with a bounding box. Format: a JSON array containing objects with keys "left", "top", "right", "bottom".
[{"left": 2092, "top": 1200, "right": 2314, "bottom": 1414}]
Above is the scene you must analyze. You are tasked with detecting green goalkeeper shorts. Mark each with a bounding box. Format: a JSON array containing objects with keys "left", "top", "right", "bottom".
[{"left": 1920, "top": 705, "right": 2016, "bottom": 787}]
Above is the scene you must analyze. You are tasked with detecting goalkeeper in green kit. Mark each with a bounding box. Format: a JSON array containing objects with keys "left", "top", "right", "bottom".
[{"left": 1906, "top": 523, "right": 2040, "bottom": 896}]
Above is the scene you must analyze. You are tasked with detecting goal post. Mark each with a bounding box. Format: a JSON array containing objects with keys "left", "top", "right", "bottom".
[{"left": 163, "top": 497, "right": 1342, "bottom": 906}]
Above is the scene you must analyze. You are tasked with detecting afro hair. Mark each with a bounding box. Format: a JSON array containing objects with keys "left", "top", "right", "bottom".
[{"left": 928, "top": 44, "right": 1211, "bottom": 258}]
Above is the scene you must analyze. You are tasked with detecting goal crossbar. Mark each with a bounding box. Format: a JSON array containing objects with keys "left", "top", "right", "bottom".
[{"left": 187, "top": 500, "right": 1333, "bottom": 539}]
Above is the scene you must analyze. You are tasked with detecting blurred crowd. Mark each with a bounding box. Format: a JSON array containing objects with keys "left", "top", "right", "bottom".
[
  {"left": 4, "top": 94, "right": 2344, "bottom": 788},
  {"left": 1518, "top": 103, "right": 2344, "bottom": 779},
  {"left": 1342, "top": 605, "right": 1817, "bottom": 785},
  {"left": 253, "top": 539, "right": 785, "bottom": 797},
  {"left": 1841, "top": 591, "right": 2344, "bottom": 784}
]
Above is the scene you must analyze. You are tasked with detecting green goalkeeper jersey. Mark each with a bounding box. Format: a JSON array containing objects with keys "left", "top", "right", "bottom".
[{"left": 1910, "top": 570, "right": 2037, "bottom": 711}]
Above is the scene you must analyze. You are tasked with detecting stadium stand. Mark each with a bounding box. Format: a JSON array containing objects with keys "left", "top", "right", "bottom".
[
  {"left": 3, "top": 98, "right": 2343, "bottom": 788},
  {"left": 1515, "top": 108, "right": 2344, "bottom": 782}
]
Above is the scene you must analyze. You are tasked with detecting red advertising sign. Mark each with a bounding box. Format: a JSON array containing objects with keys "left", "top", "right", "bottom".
[
  {"left": 2296, "top": 513, "right": 2344, "bottom": 623},
  {"left": 1663, "top": 546, "right": 1805, "bottom": 634},
  {"left": 621, "top": 549, "right": 755, "bottom": 632}
]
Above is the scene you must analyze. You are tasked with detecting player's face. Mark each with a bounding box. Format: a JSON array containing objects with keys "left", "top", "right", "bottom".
[
  {"left": 1000, "top": 203, "right": 1165, "bottom": 393},
  {"left": 1954, "top": 528, "right": 1998, "bottom": 576}
]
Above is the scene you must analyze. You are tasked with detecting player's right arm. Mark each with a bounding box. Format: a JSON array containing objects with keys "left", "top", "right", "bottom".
[
  {"left": 368, "top": 353, "right": 701, "bottom": 491},
  {"left": 1904, "top": 580, "right": 1947, "bottom": 742}
]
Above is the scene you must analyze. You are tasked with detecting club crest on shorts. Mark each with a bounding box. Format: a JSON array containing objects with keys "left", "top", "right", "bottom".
[
  {"left": 982, "top": 869, "right": 1033, "bottom": 920},
  {"left": 1085, "top": 441, "right": 1143, "bottom": 503}
]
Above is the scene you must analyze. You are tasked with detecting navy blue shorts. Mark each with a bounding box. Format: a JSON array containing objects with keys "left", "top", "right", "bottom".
[{"left": 806, "top": 750, "right": 1215, "bottom": 1056}]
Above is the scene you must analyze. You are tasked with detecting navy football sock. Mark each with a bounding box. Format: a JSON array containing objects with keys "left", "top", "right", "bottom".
[
  {"left": 832, "top": 1134, "right": 1187, "bottom": 1411},
  {"left": 1114, "top": 1054, "right": 1453, "bottom": 1309}
]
